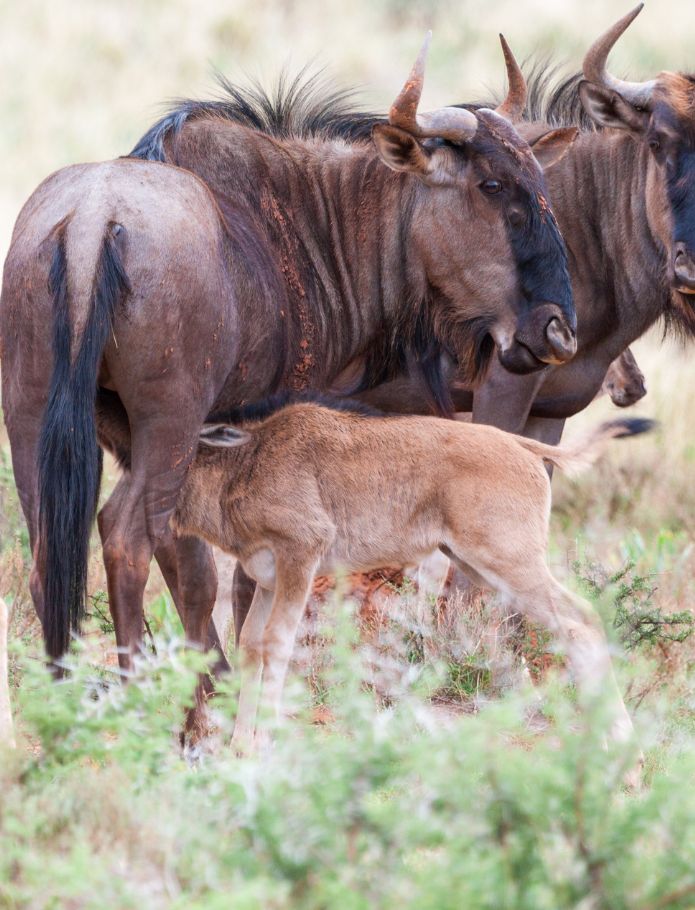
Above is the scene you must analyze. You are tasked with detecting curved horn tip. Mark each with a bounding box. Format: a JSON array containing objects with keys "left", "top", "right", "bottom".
[
  {"left": 622, "top": 3, "right": 645, "bottom": 26},
  {"left": 498, "top": 34, "right": 519, "bottom": 71},
  {"left": 409, "top": 30, "right": 432, "bottom": 79},
  {"left": 419, "top": 30, "right": 432, "bottom": 60},
  {"left": 583, "top": 3, "right": 653, "bottom": 105},
  {"left": 495, "top": 33, "right": 527, "bottom": 121}
]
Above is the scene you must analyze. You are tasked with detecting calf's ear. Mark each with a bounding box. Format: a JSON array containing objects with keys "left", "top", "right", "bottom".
[
  {"left": 578, "top": 81, "right": 650, "bottom": 133},
  {"left": 530, "top": 127, "right": 579, "bottom": 170},
  {"left": 199, "top": 425, "right": 252, "bottom": 448},
  {"left": 372, "top": 123, "right": 435, "bottom": 177}
]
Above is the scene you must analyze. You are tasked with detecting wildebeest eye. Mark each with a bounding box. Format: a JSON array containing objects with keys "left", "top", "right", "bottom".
[
  {"left": 481, "top": 179, "right": 503, "bottom": 195},
  {"left": 648, "top": 137, "right": 661, "bottom": 153}
]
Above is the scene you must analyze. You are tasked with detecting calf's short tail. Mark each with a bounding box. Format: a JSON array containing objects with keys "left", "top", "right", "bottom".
[{"left": 515, "top": 418, "right": 656, "bottom": 477}]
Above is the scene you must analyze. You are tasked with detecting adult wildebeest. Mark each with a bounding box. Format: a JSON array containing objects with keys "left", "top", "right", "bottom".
[
  {"left": 0, "top": 38, "right": 576, "bottom": 711},
  {"left": 341, "top": 7, "right": 692, "bottom": 437},
  {"left": 464, "top": 5, "right": 695, "bottom": 441},
  {"left": 172, "top": 394, "right": 651, "bottom": 755}
]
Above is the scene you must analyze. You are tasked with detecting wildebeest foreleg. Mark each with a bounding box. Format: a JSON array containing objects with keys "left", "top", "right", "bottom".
[{"left": 471, "top": 357, "right": 547, "bottom": 433}]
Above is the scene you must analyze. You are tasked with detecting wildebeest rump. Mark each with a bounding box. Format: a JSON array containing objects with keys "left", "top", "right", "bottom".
[{"left": 0, "top": 40, "right": 576, "bottom": 713}]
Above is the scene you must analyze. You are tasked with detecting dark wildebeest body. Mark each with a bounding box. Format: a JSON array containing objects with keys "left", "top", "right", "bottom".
[
  {"left": 1, "top": 161, "right": 236, "bottom": 665},
  {"left": 1, "top": 42, "right": 576, "bottom": 728}
]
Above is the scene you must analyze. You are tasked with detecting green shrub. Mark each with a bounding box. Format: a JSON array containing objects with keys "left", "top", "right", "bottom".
[
  {"left": 2, "top": 605, "right": 695, "bottom": 910},
  {"left": 574, "top": 560, "right": 695, "bottom": 651}
]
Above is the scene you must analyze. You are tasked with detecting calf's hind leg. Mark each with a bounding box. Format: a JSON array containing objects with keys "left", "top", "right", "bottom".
[{"left": 449, "top": 545, "right": 634, "bottom": 746}]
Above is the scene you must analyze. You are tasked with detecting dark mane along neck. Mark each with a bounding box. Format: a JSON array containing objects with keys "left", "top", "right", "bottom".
[
  {"left": 545, "top": 131, "right": 670, "bottom": 352},
  {"left": 130, "top": 70, "right": 382, "bottom": 162}
]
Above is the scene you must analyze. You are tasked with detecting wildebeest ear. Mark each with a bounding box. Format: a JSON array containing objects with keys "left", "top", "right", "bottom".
[
  {"left": 199, "top": 424, "right": 252, "bottom": 448},
  {"left": 578, "top": 81, "right": 650, "bottom": 133},
  {"left": 372, "top": 123, "right": 435, "bottom": 177},
  {"left": 530, "top": 127, "right": 579, "bottom": 170}
]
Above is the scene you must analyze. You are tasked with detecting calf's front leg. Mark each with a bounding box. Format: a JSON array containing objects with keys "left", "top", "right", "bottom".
[{"left": 232, "top": 557, "right": 317, "bottom": 752}]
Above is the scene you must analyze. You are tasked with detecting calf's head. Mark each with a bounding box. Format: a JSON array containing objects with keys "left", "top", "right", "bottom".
[
  {"left": 579, "top": 5, "right": 695, "bottom": 311},
  {"left": 372, "top": 34, "right": 577, "bottom": 378}
]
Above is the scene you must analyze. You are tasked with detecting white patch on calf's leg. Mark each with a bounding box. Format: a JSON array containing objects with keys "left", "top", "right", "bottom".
[
  {"left": 243, "top": 548, "right": 277, "bottom": 591},
  {"left": 258, "top": 561, "right": 318, "bottom": 729}
]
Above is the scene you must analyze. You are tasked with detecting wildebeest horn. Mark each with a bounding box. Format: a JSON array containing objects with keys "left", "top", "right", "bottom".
[
  {"left": 495, "top": 34, "right": 527, "bottom": 122},
  {"left": 582, "top": 4, "right": 655, "bottom": 108},
  {"left": 389, "top": 32, "right": 478, "bottom": 143}
]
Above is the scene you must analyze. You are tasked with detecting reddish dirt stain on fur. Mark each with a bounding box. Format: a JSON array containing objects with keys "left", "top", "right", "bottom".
[{"left": 260, "top": 187, "right": 316, "bottom": 390}]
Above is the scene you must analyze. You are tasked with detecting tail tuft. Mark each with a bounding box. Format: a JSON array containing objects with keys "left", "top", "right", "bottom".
[{"left": 599, "top": 417, "right": 657, "bottom": 439}]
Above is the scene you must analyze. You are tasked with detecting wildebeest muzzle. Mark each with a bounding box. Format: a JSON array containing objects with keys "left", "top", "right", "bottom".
[
  {"left": 673, "top": 242, "right": 695, "bottom": 295},
  {"left": 497, "top": 303, "right": 577, "bottom": 374}
]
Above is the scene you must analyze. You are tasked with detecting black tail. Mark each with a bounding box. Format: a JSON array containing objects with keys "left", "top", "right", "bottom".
[
  {"left": 38, "top": 222, "right": 130, "bottom": 660},
  {"left": 598, "top": 417, "right": 657, "bottom": 439}
]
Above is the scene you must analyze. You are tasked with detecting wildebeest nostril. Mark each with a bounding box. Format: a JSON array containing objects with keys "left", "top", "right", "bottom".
[
  {"left": 673, "top": 243, "right": 695, "bottom": 290},
  {"left": 544, "top": 316, "right": 577, "bottom": 363}
]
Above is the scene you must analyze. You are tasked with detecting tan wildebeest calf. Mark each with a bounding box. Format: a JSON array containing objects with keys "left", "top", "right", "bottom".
[
  {"left": 0, "top": 597, "right": 15, "bottom": 750},
  {"left": 172, "top": 398, "right": 652, "bottom": 751}
]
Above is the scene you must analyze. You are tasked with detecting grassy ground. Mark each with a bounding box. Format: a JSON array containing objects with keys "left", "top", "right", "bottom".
[{"left": 1, "top": 0, "right": 695, "bottom": 906}]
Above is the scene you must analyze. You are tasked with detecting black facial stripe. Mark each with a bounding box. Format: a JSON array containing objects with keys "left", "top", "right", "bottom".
[
  {"left": 465, "top": 113, "right": 573, "bottom": 322},
  {"left": 507, "top": 188, "right": 574, "bottom": 325}
]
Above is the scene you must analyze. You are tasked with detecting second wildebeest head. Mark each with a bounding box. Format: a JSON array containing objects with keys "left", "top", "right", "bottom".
[
  {"left": 373, "top": 34, "right": 577, "bottom": 376},
  {"left": 579, "top": 4, "right": 695, "bottom": 314}
]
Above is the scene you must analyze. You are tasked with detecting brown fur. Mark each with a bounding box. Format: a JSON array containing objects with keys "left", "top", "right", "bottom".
[
  {"left": 173, "top": 403, "right": 644, "bottom": 750},
  {"left": 598, "top": 348, "right": 646, "bottom": 408}
]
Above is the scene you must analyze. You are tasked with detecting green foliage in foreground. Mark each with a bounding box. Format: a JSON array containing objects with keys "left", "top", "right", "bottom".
[
  {"left": 1, "top": 612, "right": 695, "bottom": 910},
  {"left": 574, "top": 560, "right": 695, "bottom": 651}
]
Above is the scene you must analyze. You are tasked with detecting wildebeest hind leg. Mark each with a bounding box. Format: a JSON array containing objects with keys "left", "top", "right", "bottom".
[
  {"left": 4, "top": 413, "right": 47, "bottom": 630},
  {"left": 99, "top": 423, "right": 204, "bottom": 676},
  {"left": 152, "top": 529, "right": 232, "bottom": 680}
]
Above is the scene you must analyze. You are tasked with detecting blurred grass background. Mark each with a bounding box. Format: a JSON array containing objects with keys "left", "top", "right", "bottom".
[
  {"left": 0, "top": 0, "right": 692, "bottom": 638},
  {"left": 3, "top": 0, "right": 695, "bottom": 255}
]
